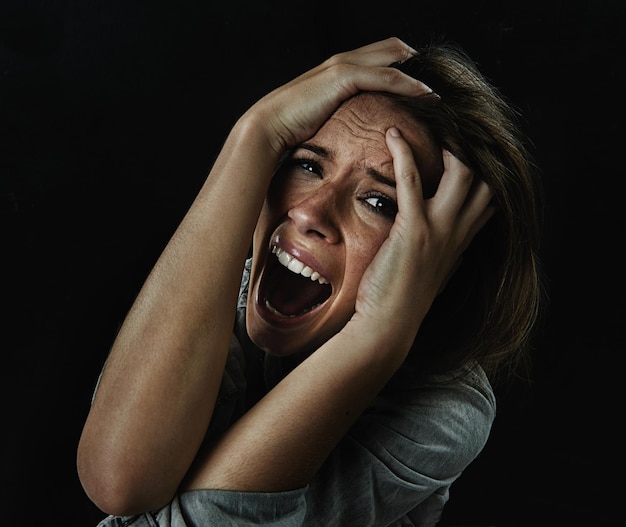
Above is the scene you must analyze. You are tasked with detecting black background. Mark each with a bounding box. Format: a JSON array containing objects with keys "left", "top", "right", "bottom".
[{"left": 1, "top": 1, "right": 624, "bottom": 525}]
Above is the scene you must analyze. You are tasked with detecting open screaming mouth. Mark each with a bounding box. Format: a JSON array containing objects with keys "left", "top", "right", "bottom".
[{"left": 262, "top": 247, "right": 332, "bottom": 318}]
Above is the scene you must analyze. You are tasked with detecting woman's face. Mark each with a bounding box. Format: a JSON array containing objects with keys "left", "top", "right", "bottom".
[{"left": 247, "top": 93, "right": 441, "bottom": 356}]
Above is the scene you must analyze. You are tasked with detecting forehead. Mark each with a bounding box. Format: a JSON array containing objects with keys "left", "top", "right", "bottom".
[{"left": 310, "top": 93, "right": 441, "bottom": 184}]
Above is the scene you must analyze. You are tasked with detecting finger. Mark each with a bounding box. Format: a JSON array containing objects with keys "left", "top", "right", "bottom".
[
  {"left": 466, "top": 202, "right": 497, "bottom": 243},
  {"left": 446, "top": 181, "right": 495, "bottom": 258},
  {"left": 385, "top": 127, "right": 424, "bottom": 218},
  {"left": 340, "top": 65, "right": 432, "bottom": 98},
  {"left": 459, "top": 181, "right": 496, "bottom": 241},
  {"left": 336, "top": 37, "right": 417, "bottom": 67},
  {"left": 326, "top": 38, "right": 433, "bottom": 97},
  {"left": 461, "top": 179, "right": 493, "bottom": 220},
  {"left": 432, "top": 150, "right": 474, "bottom": 215}
]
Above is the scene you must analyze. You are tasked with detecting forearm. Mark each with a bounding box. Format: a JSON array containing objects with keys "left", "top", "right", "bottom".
[
  {"left": 183, "top": 317, "right": 416, "bottom": 493},
  {"left": 77, "top": 115, "right": 280, "bottom": 515},
  {"left": 77, "top": 37, "right": 438, "bottom": 514}
]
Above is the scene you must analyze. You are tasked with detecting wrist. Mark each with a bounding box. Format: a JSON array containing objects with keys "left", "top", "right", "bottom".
[
  {"left": 237, "top": 104, "right": 289, "bottom": 160},
  {"left": 198, "top": 111, "right": 284, "bottom": 201},
  {"left": 337, "top": 316, "right": 418, "bottom": 372}
]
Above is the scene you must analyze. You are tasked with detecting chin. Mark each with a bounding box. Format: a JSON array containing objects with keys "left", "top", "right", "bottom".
[
  {"left": 246, "top": 304, "right": 340, "bottom": 359},
  {"left": 247, "top": 320, "right": 317, "bottom": 358}
]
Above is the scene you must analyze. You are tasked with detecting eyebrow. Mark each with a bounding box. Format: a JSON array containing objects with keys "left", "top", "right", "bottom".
[
  {"left": 366, "top": 167, "right": 396, "bottom": 189},
  {"left": 298, "top": 142, "right": 328, "bottom": 157},
  {"left": 297, "top": 142, "right": 397, "bottom": 190}
]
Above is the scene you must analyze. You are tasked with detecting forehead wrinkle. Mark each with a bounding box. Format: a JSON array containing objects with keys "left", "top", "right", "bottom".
[
  {"left": 332, "top": 105, "right": 387, "bottom": 145},
  {"left": 318, "top": 94, "right": 442, "bottom": 199},
  {"left": 305, "top": 94, "right": 444, "bottom": 191},
  {"left": 327, "top": 106, "right": 395, "bottom": 178},
  {"left": 301, "top": 115, "right": 393, "bottom": 179},
  {"left": 300, "top": 140, "right": 393, "bottom": 183}
]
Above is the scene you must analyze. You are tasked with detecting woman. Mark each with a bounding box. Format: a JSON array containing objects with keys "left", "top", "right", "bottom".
[{"left": 78, "top": 37, "right": 543, "bottom": 526}]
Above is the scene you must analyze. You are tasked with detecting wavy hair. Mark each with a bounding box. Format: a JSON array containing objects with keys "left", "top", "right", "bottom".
[{"left": 389, "top": 43, "right": 545, "bottom": 385}]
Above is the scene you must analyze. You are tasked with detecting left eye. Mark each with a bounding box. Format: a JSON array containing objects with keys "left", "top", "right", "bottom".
[{"left": 362, "top": 194, "right": 397, "bottom": 218}]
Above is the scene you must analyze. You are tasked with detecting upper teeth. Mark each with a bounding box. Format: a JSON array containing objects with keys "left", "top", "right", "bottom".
[{"left": 272, "top": 246, "right": 329, "bottom": 284}]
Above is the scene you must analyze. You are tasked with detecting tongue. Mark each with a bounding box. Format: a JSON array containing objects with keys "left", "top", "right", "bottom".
[{"left": 268, "top": 268, "right": 330, "bottom": 317}]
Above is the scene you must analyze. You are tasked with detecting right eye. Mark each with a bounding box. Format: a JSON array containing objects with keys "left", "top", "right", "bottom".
[{"left": 285, "top": 158, "right": 323, "bottom": 178}]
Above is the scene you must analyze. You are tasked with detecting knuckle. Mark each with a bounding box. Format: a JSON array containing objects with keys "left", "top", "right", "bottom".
[
  {"left": 398, "top": 167, "right": 420, "bottom": 188},
  {"left": 385, "top": 36, "right": 404, "bottom": 46},
  {"left": 324, "top": 52, "right": 346, "bottom": 68},
  {"left": 385, "top": 36, "right": 414, "bottom": 62},
  {"left": 458, "top": 167, "right": 474, "bottom": 182},
  {"left": 323, "top": 60, "right": 349, "bottom": 78},
  {"left": 325, "top": 63, "right": 354, "bottom": 88},
  {"left": 445, "top": 157, "right": 474, "bottom": 184},
  {"left": 381, "top": 67, "right": 406, "bottom": 85}
]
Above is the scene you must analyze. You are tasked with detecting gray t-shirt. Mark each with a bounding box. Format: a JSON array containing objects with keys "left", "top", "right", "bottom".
[{"left": 96, "top": 260, "right": 496, "bottom": 527}]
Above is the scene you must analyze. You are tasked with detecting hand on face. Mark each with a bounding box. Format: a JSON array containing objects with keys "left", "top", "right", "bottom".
[
  {"left": 353, "top": 128, "right": 495, "bottom": 343},
  {"left": 246, "top": 37, "right": 433, "bottom": 156}
]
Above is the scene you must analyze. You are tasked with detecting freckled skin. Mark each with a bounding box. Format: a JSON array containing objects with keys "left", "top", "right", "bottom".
[{"left": 247, "top": 93, "right": 442, "bottom": 357}]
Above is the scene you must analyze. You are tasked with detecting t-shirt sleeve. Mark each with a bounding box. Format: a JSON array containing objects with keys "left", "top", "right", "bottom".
[{"left": 304, "top": 365, "right": 496, "bottom": 527}]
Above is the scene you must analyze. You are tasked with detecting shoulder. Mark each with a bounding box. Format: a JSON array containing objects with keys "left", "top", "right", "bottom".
[
  {"left": 304, "top": 363, "right": 495, "bottom": 525},
  {"left": 357, "top": 362, "right": 496, "bottom": 479}
]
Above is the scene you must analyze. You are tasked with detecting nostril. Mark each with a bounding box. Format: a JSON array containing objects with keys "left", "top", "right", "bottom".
[{"left": 286, "top": 187, "right": 341, "bottom": 243}]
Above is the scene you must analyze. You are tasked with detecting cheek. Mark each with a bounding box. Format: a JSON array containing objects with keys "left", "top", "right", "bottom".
[
  {"left": 256, "top": 180, "right": 294, "bottom": 239},
  {"left": 266, "top": 171, "right": 306, "bottom": 212},
  {"left": 344, "top": 229, "right": 389, "bottom": 283},
  {"left": 263, "top": 186, "right": 305, "bottom": 228}
]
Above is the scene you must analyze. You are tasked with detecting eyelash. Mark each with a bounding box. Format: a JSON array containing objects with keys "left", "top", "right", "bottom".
[
  {"left": 286, "top": 157, "right": 322, "bottom": 177},
  {"left": 284, "top": 157, "right": 397, "bottom": 219},
  {"left": 359, "top": 192, "right": 398, "bottom": 219}
]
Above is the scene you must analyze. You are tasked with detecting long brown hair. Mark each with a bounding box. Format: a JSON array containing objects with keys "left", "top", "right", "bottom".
[{"left": 391, "top": 43, "right": 545, "bottom": 385}]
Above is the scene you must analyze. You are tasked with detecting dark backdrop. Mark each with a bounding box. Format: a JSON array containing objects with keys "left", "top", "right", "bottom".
[{"left": 1, "top": 1, "right": 624, "bottom": 525}]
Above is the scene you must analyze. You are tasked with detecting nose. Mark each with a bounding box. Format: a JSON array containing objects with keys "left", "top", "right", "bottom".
[{"left": 287, "top": 185, "right": 341, "bottom": 243}]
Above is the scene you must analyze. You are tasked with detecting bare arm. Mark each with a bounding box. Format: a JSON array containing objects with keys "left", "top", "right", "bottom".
[
  {"left": 76, "top": 117, "right": 279, "bottom": 515},
  {"left": 77, "top": 37, "right": 429, "bottom": 516}
]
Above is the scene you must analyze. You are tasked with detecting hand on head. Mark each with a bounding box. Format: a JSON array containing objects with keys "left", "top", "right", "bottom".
[
  {"left": 353, "top": 128, "right": 494, "bottom": 343},
  {"left": 246, "top": 37, "right": 433, "bottom": 156}
]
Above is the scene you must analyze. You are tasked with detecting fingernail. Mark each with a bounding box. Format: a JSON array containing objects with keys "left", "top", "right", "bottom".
[
  {"left": 419, "top": 81, "right": 441, "bottom": 99},
  {"left": 389, "top": 127, "right": 401, "bottom": 137},
  {"left": 420, "top": 81, "right": 434, "bottom": 93}
]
